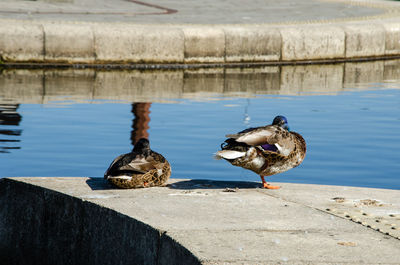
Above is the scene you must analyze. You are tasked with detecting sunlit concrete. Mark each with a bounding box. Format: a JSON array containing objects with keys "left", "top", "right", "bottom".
[
  {"left": 0, "top": 0, "right": 400, "bottom": 64},
  {"left": 1, "top": 177, "right": 399, "bottom": 264}
]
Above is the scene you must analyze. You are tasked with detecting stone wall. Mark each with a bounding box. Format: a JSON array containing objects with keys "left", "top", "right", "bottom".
[{"left": 0, "top": 178, "right": 201, "bottom": 265}]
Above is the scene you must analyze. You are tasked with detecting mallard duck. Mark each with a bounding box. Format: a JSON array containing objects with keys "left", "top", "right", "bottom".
[
  {"left": 215, "top": 116, "right": 306, "bottom": 189},
  {"left": 104, "top": 138, "right": 171, "bottom": 189}
]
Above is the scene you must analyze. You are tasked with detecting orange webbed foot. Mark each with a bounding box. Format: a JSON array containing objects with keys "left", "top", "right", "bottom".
[
  {"left": 260, "top": 176, "right": 280, "bottom": 189},
  {"left": 262, "top": 182, "right": 280, "bottom": 189}
]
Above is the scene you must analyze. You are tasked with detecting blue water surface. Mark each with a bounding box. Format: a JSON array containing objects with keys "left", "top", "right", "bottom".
[{"left": 1, "top": 88, "right": 399, "bottom": 189}]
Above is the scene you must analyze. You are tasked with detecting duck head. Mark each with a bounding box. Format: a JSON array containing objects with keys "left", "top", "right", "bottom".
[
  {"left": 272, "top": 115, "right": 290, "bottom": 131},
  {"left": 133, "top": 138, "right": 151, "bottom": 155}
]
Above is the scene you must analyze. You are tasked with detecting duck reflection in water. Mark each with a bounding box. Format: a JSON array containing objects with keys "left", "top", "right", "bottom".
[
  {"left": 104, "top": 103, "right": 171, "bottom": 189},
  {"left": 0, "top": 104, "right": 22, "bottom": 153}
]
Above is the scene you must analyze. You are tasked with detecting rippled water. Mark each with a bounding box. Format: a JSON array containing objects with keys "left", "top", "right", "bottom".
[{"left": 1, "top": 62, "right": 400, "bottom": 189}]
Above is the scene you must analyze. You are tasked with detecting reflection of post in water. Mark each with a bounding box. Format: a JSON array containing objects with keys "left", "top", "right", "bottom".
[
  {"left": 0, "top": 104, "right": 22, "bottom": 153},
  {"left": 131, "top": 103, "right": 151, "bottom": 148},
  {"left": 243, "top": 98, "right": 251, "bottom": 127}
]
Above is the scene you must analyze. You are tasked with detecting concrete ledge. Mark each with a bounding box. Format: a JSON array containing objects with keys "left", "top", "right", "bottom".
[
  {"left": 224, "top": 26, "right": 281, "bottom": 62},
  {"left": 183, "top": 27, "right": 225, "bottom": 63},
  {"left": 383, "top": 22, "right": 400, "bottom": 55},
  {"left": 2, "top": 16, "right": 400, "bottom": 65},
  {"left": 0, "top": 23, "right": 44, "bottom": 62},
  {"left": 1, "top": 177, "right": 399, "bottom": 264},
  {"left": 0, "top": 178, "right": 201, "bottom": 265},
  {"left": 281, "top": 25, "right": 345, "bottom": 61},
  {"left": 93, "top": 24, "right": 185, "bottom": 63},
  {"left": 344, "top": 24, "right": 386, "bottom": 58},
  {"left": 44, "top": 23, "right": 95, "bottom": 63}
]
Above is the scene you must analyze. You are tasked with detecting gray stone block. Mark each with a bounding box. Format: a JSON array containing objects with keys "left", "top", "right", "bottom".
[
  {"left": 44, "top": 23, "right": 95, "bottom": 63},
  {"left": 93, "top": 24, "right": 184, "bottom": 63},
  {"left": 225, "top": 26, "right": 281, "bottom": 62},
  {"left": 344, "top": 24, "right": 386, "bottom": 58},
  {"left": 383, "top": 22, "right": 400, "bottom": 55},
  {"left": 183, "top": 27, "right": 225, "bottom": 63},
  {"left": 281, "top": 25, "right": 345, "bottom": 61},
  {"left": 0, "top": 22, "right": 44, "bottom": 62}
]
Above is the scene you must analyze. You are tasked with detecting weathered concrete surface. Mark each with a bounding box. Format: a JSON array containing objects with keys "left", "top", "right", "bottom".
[
  {"left": 0, "top": 23, "right": 44, "bottom": 62},
  {"left": 0, "top": 0, "right": 385, "bottom": 24},
  {"left": 1, "top": 177, "right": 399, "bottom": 264},
  {"left": 344, "top": 24, "right": 386, "bottom": 58},
  {"left": 1, "top": 0, "right": 400, "bottom": 64},
  {"left": 280, "top": 26, "right": 345, "bottom": 61},
  {"left": 93, "top": 25, "right": 185, "bottom": 63},
  {"left": 183, "top": 27, "right": 225, "bottom": 63},
  {"left": 0, "top": 178, "right": 201, "bottom": 265},
  {"left": 43, "top": 23, "right": 95, "bottom": 63},
  {"left": 1, "top": 59, "right": 400, "bottom": 104},
  {"left": 224, "top": 27, "right": 282, "bottom": 63}
]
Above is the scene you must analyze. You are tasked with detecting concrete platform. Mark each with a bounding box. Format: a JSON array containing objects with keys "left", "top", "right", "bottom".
[
  {"left": 1, "top": 0, "right": 400, "bottom": 66},
  {"left": 1, "top": 177, "right": 399, "bottom": 264}
]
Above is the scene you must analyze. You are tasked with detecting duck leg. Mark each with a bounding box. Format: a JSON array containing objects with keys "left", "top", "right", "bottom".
[{"left": 260, "top": 176, "right": 280, "bottom": 189}]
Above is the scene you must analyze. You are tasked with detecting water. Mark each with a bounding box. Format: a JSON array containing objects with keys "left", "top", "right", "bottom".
[{"left": 1, "top": 62, "right": 400, "bottom": 189}]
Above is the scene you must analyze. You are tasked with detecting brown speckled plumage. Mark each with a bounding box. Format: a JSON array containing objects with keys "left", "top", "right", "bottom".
[
  {"left": 228, "top": 130, "right": 306, "bottom": 176},
  {"left": 104, "top": 138, "right": 171, "bottom": 189},
  {"left": 216, "top": 116, "right": 306, "bottom": 188}
]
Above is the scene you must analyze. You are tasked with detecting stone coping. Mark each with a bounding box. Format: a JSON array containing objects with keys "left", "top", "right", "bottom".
[
  {"left": 1, "top": 0, "right": 400, "bottom": 65},
  {"left": 1, "top": 177, "right": 399, "bottom": 264}
]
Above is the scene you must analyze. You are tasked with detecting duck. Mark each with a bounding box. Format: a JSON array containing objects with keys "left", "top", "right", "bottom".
[
  {"left": 104, "top": 138, "right": 171, "bottom": 189},
  {"left": 215, "top": 115, "right": 306, "bottom": 189}
]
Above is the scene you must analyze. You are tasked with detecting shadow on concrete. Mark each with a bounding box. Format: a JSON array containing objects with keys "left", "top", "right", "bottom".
[
  {"left": 0, "top": 178, "right": 202, "bottom": 265},
  {"left": 86, "top": 177, "right": 262, "bottom": 190},
  {"left": 85, "top": 177, "right": 116, "bottom": 190},
  {"left": 167, "top": 179, "right": 262, "bottom": 190}
]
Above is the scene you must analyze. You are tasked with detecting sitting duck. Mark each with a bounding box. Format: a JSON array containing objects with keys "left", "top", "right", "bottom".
[
  {"left": 104, "top": 138, "right": 171, "bottom": 189},
  {"left": 215, "top": 116, "right": 306, "bottom": 189}
]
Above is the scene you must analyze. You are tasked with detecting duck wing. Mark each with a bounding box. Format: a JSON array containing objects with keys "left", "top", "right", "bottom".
[
  {"left": 226, "top": 125, "right": 280, "bottom": 145},
  {"left": 146, "top": 151, "right": 169, "bottom": 169},
  {"left": 104, "top": 152, "right": 153, "bottom": 177},
  {"left": 226, "top": 126, "right": 296, "bottom": 156}
]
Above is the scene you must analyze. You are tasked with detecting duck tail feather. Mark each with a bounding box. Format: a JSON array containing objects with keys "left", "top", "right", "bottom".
[{"left": 215, "top": 150, "right": 246, "bottom": 160}]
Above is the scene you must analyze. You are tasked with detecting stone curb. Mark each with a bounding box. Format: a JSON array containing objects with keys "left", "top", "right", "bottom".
[
  {"left": 0, "top": 178, "right": 202, "bottom": 265},
  {"left": 1, "top": 177, "right": 400, "bottom": 264},
  {"left": 1, "top": 17, "right": 400, "bottom": 65}
]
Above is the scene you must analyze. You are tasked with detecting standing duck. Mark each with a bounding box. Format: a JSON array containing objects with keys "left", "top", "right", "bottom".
[
  {"left": 215, "top": 116, "right": 306, "bottom": 189},
  {"left": 104, "top": 138, "right": 171, "bottom": 189}
]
